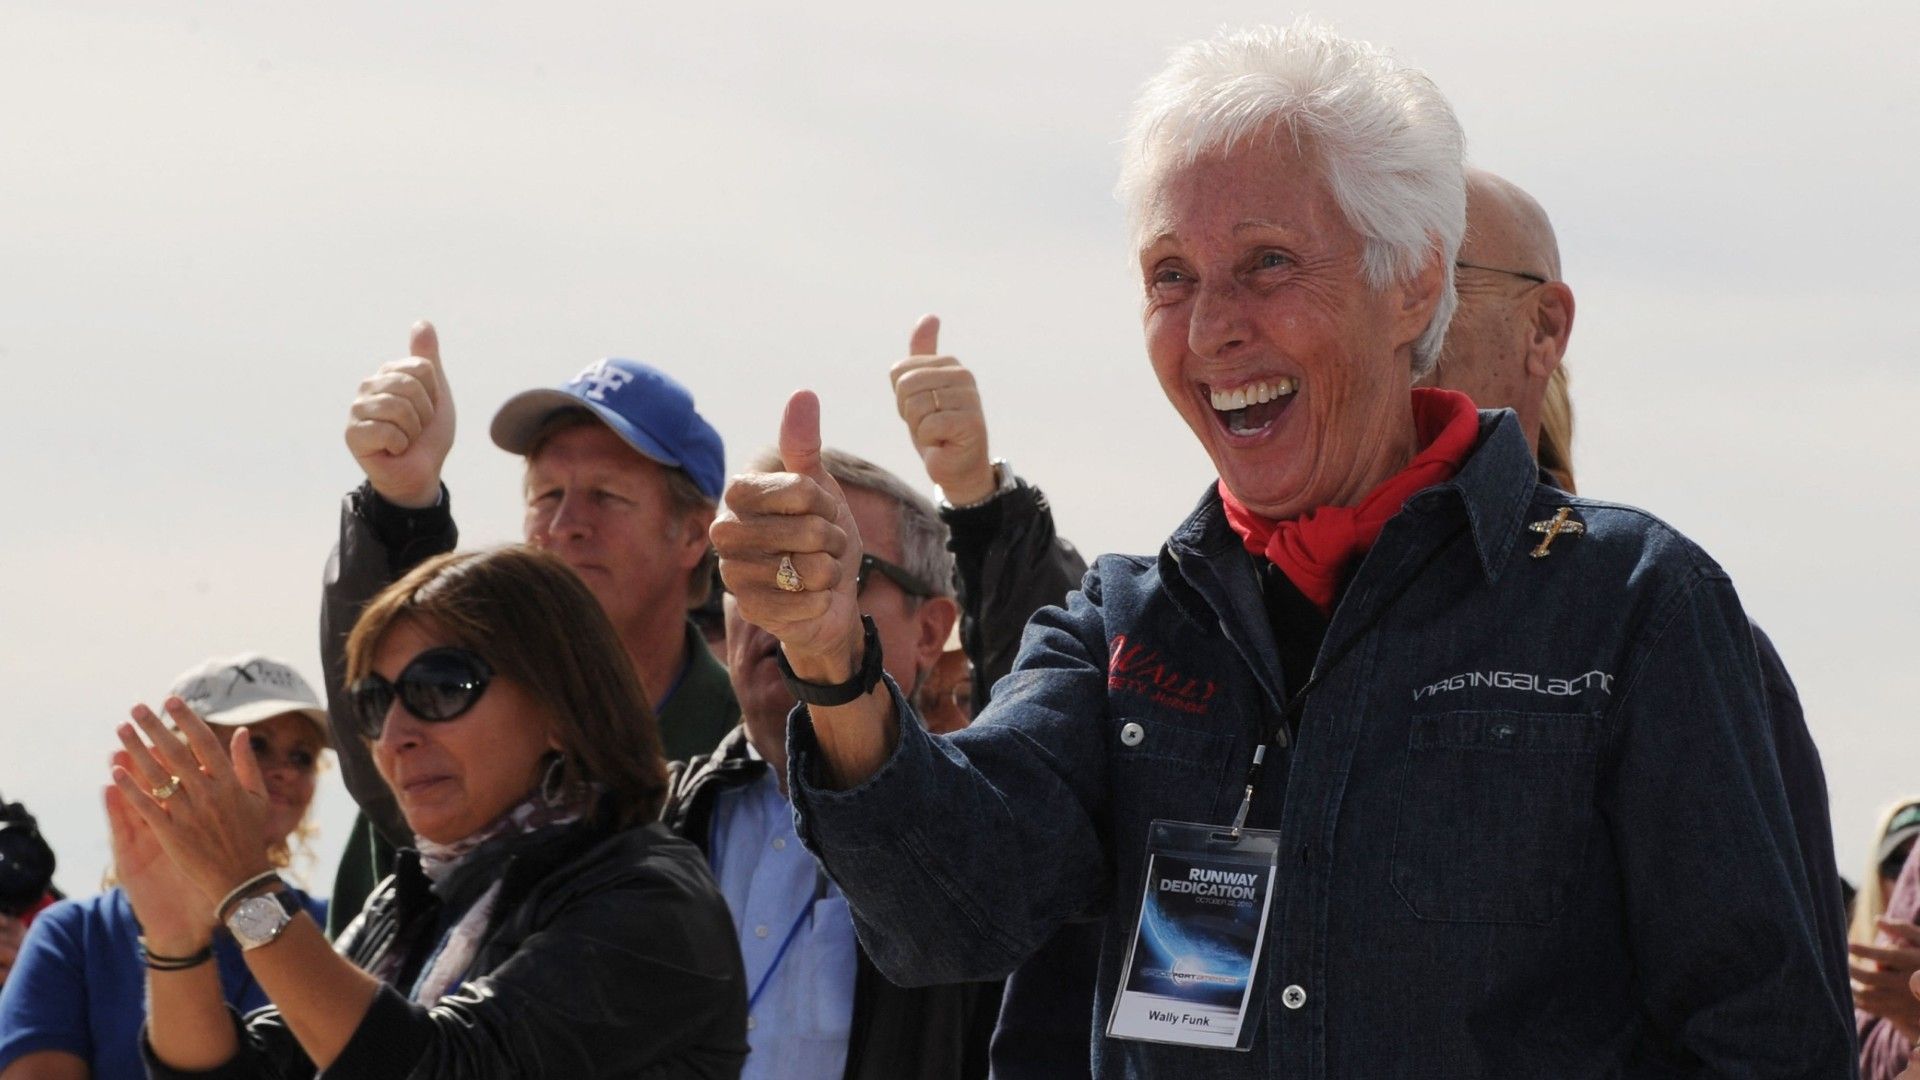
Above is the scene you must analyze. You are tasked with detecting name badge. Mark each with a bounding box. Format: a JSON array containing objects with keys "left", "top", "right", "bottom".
[{"left": 1106, "top": 819, "right": 1280, "bottom": 1051}]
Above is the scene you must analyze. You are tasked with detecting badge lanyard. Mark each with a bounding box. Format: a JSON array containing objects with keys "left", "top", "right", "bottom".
[
  {"left": 1227, "top": 523, "right": 1468, "bottom": 836},
  {"left": 746, "top": 867, "right": 831, "bottom": 1015},
  {"left": 1107, "top": 525, "right": 1466, "bottom": 1051}
]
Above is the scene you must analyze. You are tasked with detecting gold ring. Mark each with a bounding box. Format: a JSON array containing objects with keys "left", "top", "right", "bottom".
[
  {"left": 150, "top": 777, "right": 181, "bottom": 802},
  {"left": 931, "top": 389, "right": 942, "bottom": 411},
  {"left": 775, "top": 554, "right": 805, "bottom": 593}
]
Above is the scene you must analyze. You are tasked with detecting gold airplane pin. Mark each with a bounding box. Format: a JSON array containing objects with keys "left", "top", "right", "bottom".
[{"left": 1528, "top": 507, "right": 1585, "bottom": 558}]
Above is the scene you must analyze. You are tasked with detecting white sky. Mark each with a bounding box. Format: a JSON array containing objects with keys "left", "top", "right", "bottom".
[{"left": 3, "top": 0, "right": 1915, "bottom": 898}]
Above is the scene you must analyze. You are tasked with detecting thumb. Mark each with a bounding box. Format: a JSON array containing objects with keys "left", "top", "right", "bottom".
[
  {"left": 779, "top": 390, "right": 852, "bottom": 515},
  {"left": 230, "top": 728, "right": 268, "bottom": 799},
  {"left": 779, "top": 390, "right": 828, "bottom": 481},
  {"left": 409, "top": 319, "right": 440, "bottom": 364},
  {"left": 909, "top": 313, "right": 941, "bottom": 357}
]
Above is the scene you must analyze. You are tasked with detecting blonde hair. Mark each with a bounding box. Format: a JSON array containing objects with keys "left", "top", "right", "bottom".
[
  {"left": 1538, "top": 363, "right": 1576, "bottom": 493},
  {"left": 1850, "top": 795, "right": 1920, "bottom": 947}
]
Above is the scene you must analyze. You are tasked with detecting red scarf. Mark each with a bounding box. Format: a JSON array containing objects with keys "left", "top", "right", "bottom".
[{"left": 1220, "top": 388, "right": 1479, "bottom": 616}]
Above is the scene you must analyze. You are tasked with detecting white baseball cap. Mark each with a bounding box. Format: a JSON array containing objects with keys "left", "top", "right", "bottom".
[{"left": 165, "top": 654, "right": 330, "bottom": 746}]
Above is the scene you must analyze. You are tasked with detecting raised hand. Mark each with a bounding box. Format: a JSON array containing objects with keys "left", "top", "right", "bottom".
[
  {"left": 105, "top": 763, "right": 217, "bottom": 953},
  {"left": 890, "top": 315, "right": 997, "bottom": 506},
  {"left": 345, "top": 320, "right": 456, "bottom": 509},
  {"left": 712, "top": 392, "right": 866, "bottom": 683},
  {"left": 109, "top": 699, "right": 277, "bottom": 919},
  {"left": 1852, "top": 917, "right": 1920, "bottom": 1038}
]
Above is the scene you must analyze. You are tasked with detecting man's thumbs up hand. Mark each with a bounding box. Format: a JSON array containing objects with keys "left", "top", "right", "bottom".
[
  {"left": 890, "top": 315, "right": 995, "bottom": 506},
  {"left": 345, "top": 320, "right": 458, "bottom": 509},
  {"left": 714, "top": 390, "right": 867, "bottom": 684}
]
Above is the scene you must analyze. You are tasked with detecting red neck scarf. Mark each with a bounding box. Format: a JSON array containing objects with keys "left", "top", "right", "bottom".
[{"left": 1219, "top": 388, "right": 1479, "bottom": 616}]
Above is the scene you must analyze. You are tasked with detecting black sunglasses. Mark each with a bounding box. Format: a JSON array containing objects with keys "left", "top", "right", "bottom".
[
  {"left": 348, "top": 646, "right": 494, "bottom": 740},
  {"left": 857, "top": 552, "right": 935, "bottom": 598},
  {"left": 1883, "top": 840, "right": 1916, "bottom": 882}
]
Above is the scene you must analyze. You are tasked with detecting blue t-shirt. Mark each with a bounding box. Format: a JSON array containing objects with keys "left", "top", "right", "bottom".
[{"left": 0, "top": 887, "right": 326, "bottom": 1077}]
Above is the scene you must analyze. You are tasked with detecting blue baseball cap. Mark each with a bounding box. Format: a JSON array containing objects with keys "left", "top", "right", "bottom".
[{"left": 489, "top": 358, "right": 726, "bottom": 501}]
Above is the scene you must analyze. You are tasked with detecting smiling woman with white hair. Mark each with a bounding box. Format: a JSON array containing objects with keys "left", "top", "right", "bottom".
[{"left": 711, "top": 20, "right": 1851, "bottom": 1078}]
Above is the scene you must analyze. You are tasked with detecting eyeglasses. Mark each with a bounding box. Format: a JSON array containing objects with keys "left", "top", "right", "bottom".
[
  {"left": 348, "top": 646, "right": 494, "bottom": 739},
  {"left": 1455, "top": 261, "right": 1549, "bottom": 285},
  {"left": 857, "top": 552, "right": 936, "bottom": 598},
  {"left": 1883, "top": 838, "right": 1917, "bottom": 882}
]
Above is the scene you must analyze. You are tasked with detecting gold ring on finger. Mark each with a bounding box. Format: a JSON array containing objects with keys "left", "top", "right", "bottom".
[
  {"left": 775, "top": 553, "right": 805, "bottom": 593},
  {"left": 931, "top": 389, "right": 942, "bottom": 411},
  {"left": 150, "top": 776, "right": 181, "bottom": 802}
]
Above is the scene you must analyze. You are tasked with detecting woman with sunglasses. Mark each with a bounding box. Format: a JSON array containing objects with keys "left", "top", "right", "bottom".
[
  {"left": 0, "top": 655, "right": 328, "bottom": 1080},
  {"left": 108, "top": 546, "right": 747, "bottom": 1079}
]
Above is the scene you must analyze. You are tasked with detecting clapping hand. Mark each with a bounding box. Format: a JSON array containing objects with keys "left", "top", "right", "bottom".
[
  {"left": 108, "top": 700, "right": 276, "bottom": 938},
  {"left": 1852, "top": 917, "right": 1920, "bottom": 1039}
]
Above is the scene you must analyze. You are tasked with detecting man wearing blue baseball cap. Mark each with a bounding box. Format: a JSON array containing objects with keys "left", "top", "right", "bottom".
[{"left": 317, "top": 320, "right": 738, "bottom": 931}]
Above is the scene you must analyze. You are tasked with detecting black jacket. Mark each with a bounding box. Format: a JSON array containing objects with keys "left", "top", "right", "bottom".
[
  {"left": 664, "top": 728, "right": 995, "bottom": 1080},
  {"left": 943, "top": 475, "right": 1101, "bottom": 1080},
  {"left": 941, "top": 474, "right": 1087, "bottom": 709},
  {"left": 146, "top": 817, "right": 748, "bottom": 1079}
]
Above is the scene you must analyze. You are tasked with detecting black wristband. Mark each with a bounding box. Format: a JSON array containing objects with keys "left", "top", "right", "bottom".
[
  {"left": 777, "top": 616, "right": 884, "bottom": 707},
  {"left": 139, "top": 938, "right": 214, "bottom": 971}
]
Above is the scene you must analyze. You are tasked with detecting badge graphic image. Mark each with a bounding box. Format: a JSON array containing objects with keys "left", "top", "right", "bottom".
[{"left": 1108, "top": 823, "right": 1279, "bottom": 1051}]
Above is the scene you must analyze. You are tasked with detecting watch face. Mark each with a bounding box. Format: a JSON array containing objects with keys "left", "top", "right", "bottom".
[{"left": 230, "top": 894, "right": 293, "bottom": 948}]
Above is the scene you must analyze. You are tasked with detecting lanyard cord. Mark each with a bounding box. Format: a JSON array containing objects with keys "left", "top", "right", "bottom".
[
  {"left": 745, "top": 868, "right": 831, "bottom": 1012},
  {"left": 1227, "top": 524, "right": 1467, "bottom": 837}
]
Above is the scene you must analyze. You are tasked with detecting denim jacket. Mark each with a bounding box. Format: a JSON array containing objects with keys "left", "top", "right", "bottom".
[{"left": 790, "top": 412, "right": 1854, "bottom": 1079}]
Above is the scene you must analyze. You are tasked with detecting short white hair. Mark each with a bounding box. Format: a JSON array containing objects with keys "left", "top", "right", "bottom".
[{"left": 1118, "top": 20, "right": 1467, "bottom": 374}]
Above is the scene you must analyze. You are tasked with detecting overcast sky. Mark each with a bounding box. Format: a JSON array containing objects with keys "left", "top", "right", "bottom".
[{"left": 4, "top": 0, "right": 1914, "bottom": 897}]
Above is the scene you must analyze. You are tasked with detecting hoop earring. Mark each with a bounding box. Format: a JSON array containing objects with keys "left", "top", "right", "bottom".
[{"left": 539, "top": 751, "right": 568, "bottom": 807}]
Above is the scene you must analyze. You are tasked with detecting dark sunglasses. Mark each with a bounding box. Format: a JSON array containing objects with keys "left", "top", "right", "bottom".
[
  {"left": 857, "top": 552, "right": 935, "bottom": 598},
  {"left": 348, "top": 646, "right": 494, "bottom": 740},
  {"left": 1882, "top": 839, "right": 1916, "bottom": 882}
]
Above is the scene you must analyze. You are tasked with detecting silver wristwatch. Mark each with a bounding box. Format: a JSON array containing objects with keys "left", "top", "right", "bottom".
[
  {"left": 938, "top": 458, "right": 1015, "bottom": 512},
  {"left": 225, "top": 889, "right": 302, "bottom": 951}
]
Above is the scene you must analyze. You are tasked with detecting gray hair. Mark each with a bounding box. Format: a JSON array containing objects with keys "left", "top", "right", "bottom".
[
  {"left": 1117, "top": 20, "right": 1467, "bottom": 374},
  {"left": 748, "top": 447, "right": 955, "bottom": 600}
]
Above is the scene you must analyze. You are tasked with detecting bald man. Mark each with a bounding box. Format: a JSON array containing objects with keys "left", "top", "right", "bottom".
[
  {"left": 1425, "top": 169, "right": 1854, "bottom": 1031},
  {"left": 1430, "top": 169, "right": 1574, "bottom": 457}
]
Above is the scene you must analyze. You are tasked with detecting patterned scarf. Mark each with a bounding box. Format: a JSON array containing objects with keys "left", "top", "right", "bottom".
[{"left": 400, "top": 783, "right": 590, "bottom": 1004}]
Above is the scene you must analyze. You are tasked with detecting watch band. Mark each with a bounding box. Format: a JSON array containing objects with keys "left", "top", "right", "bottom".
[
  {"left": 938, "top": 459, "right": 1014, "bottom": 512},
  {"left": 776, "top": 616, "right": 884, "bottom": 707}
]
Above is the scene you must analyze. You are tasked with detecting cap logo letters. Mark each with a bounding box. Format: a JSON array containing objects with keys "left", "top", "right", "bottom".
[{"left": 572, "top": 360, "right": 632, "bottom": 402}]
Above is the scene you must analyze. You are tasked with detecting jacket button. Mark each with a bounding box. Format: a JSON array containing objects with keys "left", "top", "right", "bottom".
[
  {"left": 1281, "top": 984, "right": 1307, "bottom": 1010},
  {"left": 1120, "top": 721, "right": 1146, "bottom": 747}
]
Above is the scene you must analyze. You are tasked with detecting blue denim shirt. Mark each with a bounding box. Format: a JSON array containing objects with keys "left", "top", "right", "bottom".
[{"left": 790, "top": 412, "right": 1854, "bottom": 1079}]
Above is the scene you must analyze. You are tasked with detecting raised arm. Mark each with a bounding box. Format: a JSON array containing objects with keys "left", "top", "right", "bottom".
[
  {"left": 321, "top": 321, "right": 459, "bottom": 844},
  {"left": 888, "top": 315, "right": 1087, "bottom": 709},
  {"left": 712, "top": 390, "right": 896, "bottom": 788}
]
